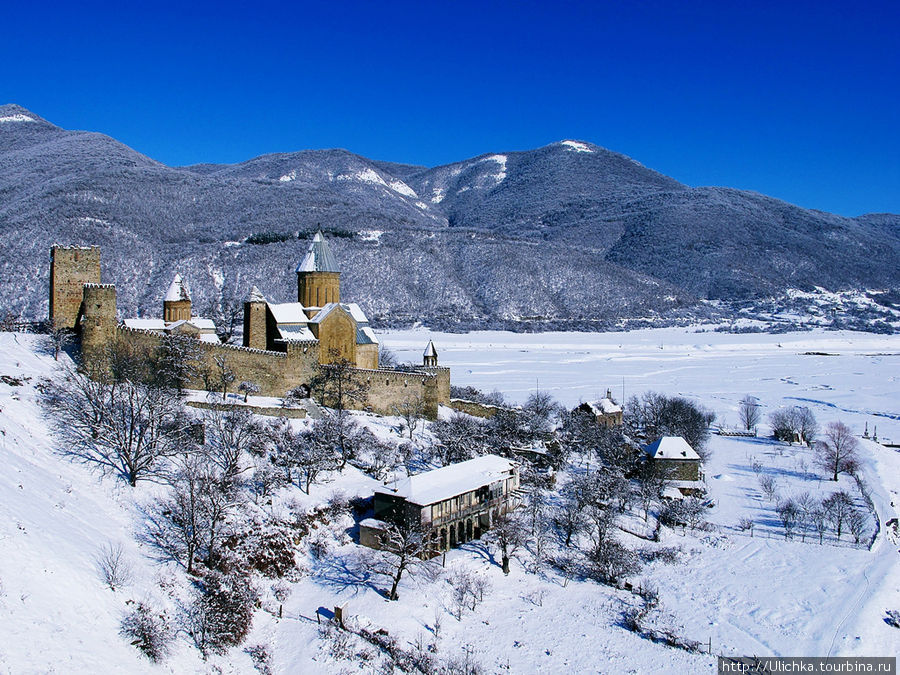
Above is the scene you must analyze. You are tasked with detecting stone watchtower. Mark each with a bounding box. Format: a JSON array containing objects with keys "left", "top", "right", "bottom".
[
  {"left": 163, "top": 274, "right": 191, "bottom": 322},
  {"left": 297, "top": 230, "right": 340, "bottom": 307},
  {"left": 49, "top": 246, "right": 101, "bottom": 329}
]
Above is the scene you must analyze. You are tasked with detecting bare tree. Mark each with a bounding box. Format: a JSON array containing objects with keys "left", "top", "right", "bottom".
[
  {"left": 823, "top": 491, "right": 854, "bottom": 539},
  {"left": 393, "top": 393, "right": 426, "bottom": 440},
  {"left": 680, "top": 497, "right": 707, "bottom": 532},
  {"left": 120, "top": 600, "right": 172, "bottom": 662},
  {"left": 848, "top": 509, "right": 868, "bottom": 546},
  {"left": 521, "top": 390, "right": 560, "bottom": 439},
  {"left": 311, "top": 354, "right": 368, "bottom": 414},
  {"left": 213, "top": 355, "right": 235, "bottom": 400},
  {"left": 238, "top": 380, "right": 261, "bottom": 402},
  {"left": 378, "top": 346, "right": 399, "bottom": 369},
  {"left": 375, "top": 520, "right": 435, "bottom": 600},
  {"left": 769, "top": 406, "right": 818, "bottom": 445},
  {"left": 145, "top": 453, "right": 243, "bottom": 574},
  {"left": 586, "top": 538, "right": 641, "bottom": 584},
  {"left": 45, "top": 321, "right": 73, "bottom": 360},
  {"left": 488, "top": 511, "right": 528, "bottom": 575},
  {"left": 795, "top": 407, "right": 819, "bottom": 446},
  {"left": 358, "top": 432, "right": 399, "bottom": 481},
  {"left": 272, "top": 421, "right": 340, "bottom": 493},
  {"left": 810, "top": 506, "right": 828, "bottom": 544},
  {"left": 95, "top": 542, "right": 133, "bottom": 591},
  {"left": 635, "top": 461, "right": 668, "bottom": 522},
  {"left": 41, "top": 365, "right": 193, "bottom": 486},
  {"left": 776, "top": 498, "right": 800, "bottom": 539},
  {"left": 794, "top": 492, "right": 816, "bottom": 541},
  {"left": 759, "top": 475, "right": 779, "bottom": 502},
  {"left": 817, "top": 421, "right": 860, "bottom": 482},
  {"left": 738, "top": 395, "right": 761, "bottom": 432},
  {"left": 204, "top": 279, "right": 245, "bottom": 344},
  {"left": 202, "top": 405, "right": 263, "bottom": 483},
  {"left": 551, "top": 472, "right": 596, "bottom": 547},
  {"left": 151, "top": 334, "right": 203, "bottom": 394},
  {"left": 432, "top": 412, "right": 487, "bottom": 466}
]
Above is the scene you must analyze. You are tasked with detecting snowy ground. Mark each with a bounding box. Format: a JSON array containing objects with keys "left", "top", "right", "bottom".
[{"left": 1, "top": 327, "right": 898, "bottom": 673}]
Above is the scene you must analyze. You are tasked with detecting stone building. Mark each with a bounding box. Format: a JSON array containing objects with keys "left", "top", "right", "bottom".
[
  {"left": 243, "top": 230, "right": 379, "bottom": 369},
  {"left": 577, "top": 390, "right": 624, "bottom": 428},
  {"left": 49, "top": 246, "right": 101, "bottom": 329},
  {"left": 642, "top": 436, "right": 701, "bottom": 481},
  {"left": 360, "top": 455, "right": 520, "bottom": 555},
  {"left": 48, "top": 230, "right": 451, "bottom": 418},
  {"left": 122, "top": 274, "right": 219, "bottom": 342}
]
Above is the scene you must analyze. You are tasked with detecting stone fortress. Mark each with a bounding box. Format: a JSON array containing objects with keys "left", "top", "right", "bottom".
[{"left": 50, "top": 231, "right": 450, "bottom": 418}]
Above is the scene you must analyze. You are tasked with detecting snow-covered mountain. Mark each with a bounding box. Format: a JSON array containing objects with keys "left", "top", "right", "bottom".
[{"left": 1, "top": 103, "right": 898, "bottom": 330}]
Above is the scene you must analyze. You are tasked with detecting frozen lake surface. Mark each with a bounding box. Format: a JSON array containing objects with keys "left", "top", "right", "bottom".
[{"left": 382, "top": 327, "right": 900, "bottom": 442}]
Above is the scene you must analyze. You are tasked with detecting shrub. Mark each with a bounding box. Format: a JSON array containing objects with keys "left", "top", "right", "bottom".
[
  {"left": 120, "top": 600, "right": 172, "bottom": 662},
  {"left": 189, "top": 570, "right": 258, "bottom": 657}
]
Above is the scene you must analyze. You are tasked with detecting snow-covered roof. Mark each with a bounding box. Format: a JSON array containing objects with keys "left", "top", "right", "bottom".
[
  {"left": 643, "top": 436, "right": 701, "bottom": 461},
  {"left": 278, "top": 326, "right": 316, "bottom": 342},
  {"left": 164, "top": 274, "right": 191, "bottom": 302},
  {"left": 123, "top": 318, "right": 166, "bottom": 331},
  {"left": 344, "top": 302, "right": 369, "bottom": 324},
  {"left": 356, "top": 326, "right": 379, "bottom": 345},
  {"left": 268, "top": 302, "right": 309, "bottom": 325},
  {"left": 376, "top": 455, "right": 516, "bottom": 506},
  {"left": 123, "top": 317, "right": 215, "bottom": 333},
  {"left": 199, "top": 333, "right": 221, "bottom": 344},
  {"left": 307, "top": 302, "right": 336, "bottom": 324},
  {"left": 359, "top": 518, "right": 389, "bottom": 530},
  {"left": 584, "top": 398, "right": 622, "bottom": 415},
  {"left": 188, "top": 318, "right": 216, "bottom": 331},
  {"left": 424, "top": 340, "right": 437, "bottom": 358},
  {"left": 246, "top": 285, "right": 266, "bottom": 303},
  {"left": 296, "top": 230, "right": 340, "bottom": 273}
]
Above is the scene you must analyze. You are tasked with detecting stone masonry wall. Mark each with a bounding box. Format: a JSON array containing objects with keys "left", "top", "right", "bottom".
[{"left": 50, "top": 246, "right": 101, "bottom": 329}]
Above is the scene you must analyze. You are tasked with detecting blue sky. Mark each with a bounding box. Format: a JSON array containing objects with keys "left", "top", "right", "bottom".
[{"left": 2, "top": 0, "right": 898, "bottom": 216}]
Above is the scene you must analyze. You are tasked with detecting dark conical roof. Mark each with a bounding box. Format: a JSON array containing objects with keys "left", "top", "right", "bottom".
[{"left": 296, "top": 230, "right": 340, "bottom": 273}]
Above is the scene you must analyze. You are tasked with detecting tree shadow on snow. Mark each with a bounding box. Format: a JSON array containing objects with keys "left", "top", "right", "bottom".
[
  {"left": 311, "top": 549, "right": 381, "bottom": 596},
  {"left": 459, "top": 540, "right": 499, "bottom": 568}
]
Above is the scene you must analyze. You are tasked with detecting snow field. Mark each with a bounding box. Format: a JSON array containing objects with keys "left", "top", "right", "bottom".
[{"left": 1, "top": 326, "right": 899, "bottom": 672}]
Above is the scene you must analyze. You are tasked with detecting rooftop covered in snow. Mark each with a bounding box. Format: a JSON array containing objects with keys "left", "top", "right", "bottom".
[
  {"left": 296, "top": 230, "right": 340, "bottom": 274},
  {"left": 583, "top": 397, "right": 622, "bottom": 415},
  {"left": 643, "top": 436, "right": 701, "bottom": 461},
  {"left": 164, "top": 274, "right": 191, "bottom": 302},
  {"left": 376, "top": 455, "right": 516, "bottom": 506}
]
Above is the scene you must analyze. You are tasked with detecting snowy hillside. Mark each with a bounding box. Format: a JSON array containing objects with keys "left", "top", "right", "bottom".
[{"left": 2, "top": 328, "right": 899, "bottom": 673}]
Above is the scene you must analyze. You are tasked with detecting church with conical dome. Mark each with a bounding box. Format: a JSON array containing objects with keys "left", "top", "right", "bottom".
[{"left": 243, "top": 230, "right": 380, "bottom": 369}]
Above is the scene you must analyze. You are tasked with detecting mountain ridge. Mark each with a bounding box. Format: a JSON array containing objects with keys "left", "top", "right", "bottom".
[{"left": 1, "top": 104, "right": 898, "bottom": 331}]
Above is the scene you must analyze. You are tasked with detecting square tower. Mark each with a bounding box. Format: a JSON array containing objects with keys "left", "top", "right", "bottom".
[{"left": 49, "top": 246, "right": 101, "bottom": 329}]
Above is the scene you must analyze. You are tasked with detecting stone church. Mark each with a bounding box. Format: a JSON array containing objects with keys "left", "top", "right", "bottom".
[{"left": 242, "top": 230, "right": 379, "bottom": 369}]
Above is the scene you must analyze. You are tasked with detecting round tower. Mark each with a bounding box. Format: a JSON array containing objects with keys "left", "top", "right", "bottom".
[
  {"left": 297, "top": 230, "right": 341, "bottom": 307},
  {"left": 80, "top": 283, "right": 117, "bottom": 369},
  {"left": 243, "top": 285, "right": 269, "bottom": 350},
  {"left": 163, "top": 274, "right": 191, "bottom": 322}
]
